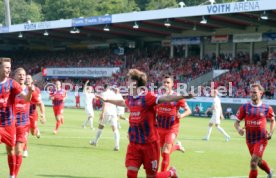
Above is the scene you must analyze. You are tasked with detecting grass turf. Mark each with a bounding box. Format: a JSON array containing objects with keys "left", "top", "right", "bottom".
[{"left": 0, "top": 107, "right": 275, "bottom": 178}]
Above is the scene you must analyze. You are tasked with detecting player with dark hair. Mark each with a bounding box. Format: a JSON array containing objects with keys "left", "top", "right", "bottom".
[
  {"left": 97, "top": 69, "right": 194, "bottom": 178},
  {"left": 23, "top": 74, "right": 46, "bottom": 158},
  {"left": 50, "top": 80, "right": 67, "bottom": 134},
  {"left": 156, "top": 74, "right": 191, "bottom": 172},
  {"left": 90, "top": 83, "right": 120, "bottom": 151},
  {"left": 234, "top": 83, "right": 275, "bottom": 178}
]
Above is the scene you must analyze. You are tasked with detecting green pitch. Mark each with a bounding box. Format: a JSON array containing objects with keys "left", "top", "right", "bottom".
[{"left": 0, "top": 107, "right": 275, "bottom": 178}]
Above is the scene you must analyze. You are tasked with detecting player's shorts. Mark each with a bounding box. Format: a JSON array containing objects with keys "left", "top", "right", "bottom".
[
  {"left": 117, "top": 108, "right": 125, "bottom": 116},
  {"left": 209, "top": 115, "right": 220, "bottom": 125},
  {"left": 0, "top": 126, "right": 16, "bottom": 147},
  {"left": 85, "top": 106, "right": 94, "bottom": 117},
  {"left": 16, "top": 125, "right": 30, "bottom": 144},
  {"left": 158, "top": 128, "right": 178, "bottom": 147},
  {"left": 99, "top": 115, "right": 117, "bottom": 128},
  {"left": 30, "top": 111, "right": 38, "bottom": 129},
  {"left": 125, "top": 141, "right": 160, "bottom": 176},
  {"left": 247, "top": 140, "right": 268, "bottom": 158},
  {"left": 53, "top": 106, "right": 64, "bottom": 116}
]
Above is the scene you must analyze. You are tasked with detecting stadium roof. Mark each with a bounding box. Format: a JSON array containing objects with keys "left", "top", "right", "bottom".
[{"left": 0, "top": 0, "right": 276, "bottom": 49}]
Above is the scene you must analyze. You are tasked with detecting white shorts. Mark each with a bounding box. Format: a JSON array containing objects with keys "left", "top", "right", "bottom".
[
  {"left": 99, "top": 115, "right": 117, "bottom": 128},
  {"left": 209, "top": 115, "right": 220, "bottom": 125},
  {"left": 85, "top": 106, "right": 94, "bottom": 117},
  {"left": 117, "top": 110, "right": 125, "bottom": 116}
]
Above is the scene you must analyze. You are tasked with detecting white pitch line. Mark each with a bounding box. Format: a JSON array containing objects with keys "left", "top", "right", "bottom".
[{"left": 211, "top": 175, "right": 267, "bottom": 178}]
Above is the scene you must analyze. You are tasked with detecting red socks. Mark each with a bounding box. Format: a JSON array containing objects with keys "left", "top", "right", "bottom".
[
  {"left": 55, "top": 120, "right": 61, "bottom": 130},
  {"left": 258, "top": 160, "right": 271, "bottom": 174},
  {"left": 249, "top": 169, "right": 258, "bottom": 178},
  {"left": 8, "top": 154, "right": 16, "bottom": 176},
  {"left": 15, "top": 155, "right": 23, "bottom": 177},
  {"left": 23, "top": 143, "right": 27, "bottom": 151},
  {"left": 156, "top": 171, "right": 171, "bottom": 178},
  {"left": 161, "top": 152, "right": 170, "bottom": 171},
  {"left": 127, "top": 170, "right": 138, "bottom": 178}
]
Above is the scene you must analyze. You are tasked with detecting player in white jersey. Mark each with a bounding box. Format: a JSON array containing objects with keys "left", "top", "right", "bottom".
[
  {"left": 114, "top": 87, "right": 127, "bottom": 129},
  {"left": 203, "top": 89, "right": 230, "bottom": 141},
  {"left": 90, "top": 84, "right": 120, "bottom": 151},
  {"left": 82, "top": 80, "right": 95, "bottom": 129}
]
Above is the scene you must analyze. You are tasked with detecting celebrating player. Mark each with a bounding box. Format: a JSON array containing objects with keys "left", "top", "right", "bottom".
[
  {"left": 234, "top": 83, "right": 275, "bottom": 178},
  {"left": 90, "top": 84, "right": 120, "bottom": 151},
  {"left": 0, "top": 58, "right": 33, "bottom": 178},
  {"left": 203, "top": 89, "right": 230, "bottom": 141},
  {"left": 156, "top": 74, "right": 191, "bottom": 172},
  {"left": 97, "top": 69, "right": 194, "bottom": 178},
  {"left": 82, "top": 80, "right": 95, "bottom": 129},
  {"left": 23, "top": 74, "right": 46, "bottom": 157},
  {"left": 50, "top": 80, "right": 67, "bottom": 134}
]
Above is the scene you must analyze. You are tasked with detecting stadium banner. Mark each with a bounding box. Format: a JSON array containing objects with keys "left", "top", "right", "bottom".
[
  {"left": 0, "top": 26, "right": 9, "bottom": 33},
  {"left": 263, "top": 33, "right": 276, "bottom": 41},
  {"left": 162, "top": 40, "right": 171, "bottom": 47},
  {"left": 186, "top": 97, "right": 276, "bottom": 106},
  {"left": 211, "top": 35, "right": 229, "bottom": 43},
  {"left": 41, "top": 91, "right": 86, "bottom": 108},
  {"left": 2, "top": 19, "right": 72, "bottom": 33},
  {"left": 112, "top": 0, "right": 276, "bottom": 23},
  {"left": 72, "top": 15, "right": 112, "bottom": 27},
  {"left": 233, "top": 33, "right": 262, "bottom": 43},
  {"left": 171, "top": 37, "right": 200, "bottom": 45},
  {"left": 44, "top": 67, "right": 120, "bottom": 78}
]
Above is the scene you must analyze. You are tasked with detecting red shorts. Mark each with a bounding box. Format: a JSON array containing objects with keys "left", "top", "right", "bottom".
[
  {"left": 247, "top": 140, "right": 268, "bottom": 158},
  {"left": 125, "top": 141, "right": 160, "bottom": 176},
  {"left": 30, "top": 111, "right": 38, "bottom": 129},
  {"left": 0, "top": 126, "right": 16, "bottom": 147},
  {"left": 16, "top": 125, "right": 30, "bottom": 144},
  {"left": 53, "top": 106, "right": 64, "bottom": 116},
  {"left": 158, "top": 128, "right": 178, "bottom": 147}
]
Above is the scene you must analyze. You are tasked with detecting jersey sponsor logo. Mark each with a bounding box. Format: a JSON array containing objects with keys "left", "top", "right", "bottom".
[
  {"left": 16, "top": 103, "right": 26, "bottom": 109},
  {"left": 158, "top": 107, "right": 172, "bottom": 112},
  {"left": 0, "top": 98, "right": 8, "bottom": 104},
  {"left": 130, "top": 111, "right": 141, "bottom": 120},
  {"left": 246, "top": 120, "right": 261, "bottom": 126}
]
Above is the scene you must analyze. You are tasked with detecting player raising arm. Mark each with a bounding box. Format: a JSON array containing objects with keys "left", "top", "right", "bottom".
[
  {"left": 0, "top": 58, "right": 33, "bottom": 178},
  {"left": 82, "top": 80, "right": 95, "bottom": 129},
  {"left": 97, "top": 69, "right": 194, "bottom": 178},
  {"left": 234, "top": 83, "right": 275, "bottom": 178}
]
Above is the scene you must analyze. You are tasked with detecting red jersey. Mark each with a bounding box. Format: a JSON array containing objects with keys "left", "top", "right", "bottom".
[
  {"left": 125, "top": 92, "right": 159, "bottom": 144},
  {"left": 50, "top": 89, "right": 66, "bottom": 107},
  {"left": 0, "top": 78, "right": 22, "bottom": 126},
  {"left": 15, "top": 87, "right": 32, "bottom": 126},
  {"left": 29, "top": 87, "right": 41, "bottom": 117},
  {"left": 236, "top": 102, "right": 275, "bottom": 144},
  {"left": 155, "top": 92, "right": 187, "bottom": 130}
]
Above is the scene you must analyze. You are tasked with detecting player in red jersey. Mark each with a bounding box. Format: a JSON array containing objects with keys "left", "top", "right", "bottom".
[
  {"left": 234, "top": 83, "right": 275, "bottom": 178},
  {"left": 50, "top": 80, "right": 67, "bottom": 134},
  {"left": 14, "top": 68, "right": 38, "bottom": 177},
  {"left": 156, "top": 74, "right": 191, "bottom": 172},
  {"left": 75, "top": 92, "right": 80, "bottom": 108},
  {"left": 22, "top": 74, "right": 46, "bottom": 157},
  {"left": 0, "top": 58, "right": 33, "bottom": 178},
  {"left": 97, "top": 69, "right": 194, "bottom": 178}
]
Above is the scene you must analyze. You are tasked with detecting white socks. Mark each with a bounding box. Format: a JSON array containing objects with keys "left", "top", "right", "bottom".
[
  {"left": 114, "top": 129, "right": 120, "bottom": 148},
  {"left": 206, "top": 126, "right": 213, "bottom": 139},
  {"left": 94, "top": 129, "right": 103, "bottom": 143},
  {"left": 217, "top": 126, "right": 230, "bottom": 138}
]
